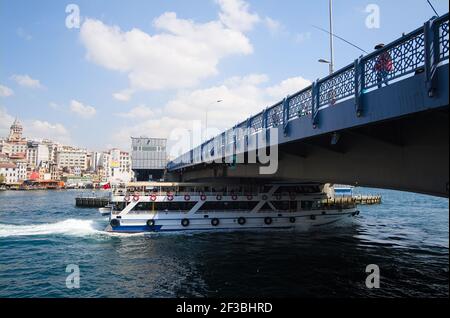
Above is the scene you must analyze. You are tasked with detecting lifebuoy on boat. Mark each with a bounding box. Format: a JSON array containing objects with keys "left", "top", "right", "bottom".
[
  {"left": 246, "top": 194, "right": 253, "bottom": 201},
  {"left": 289, "top": 217, "right": 296, "bottom": 223},
  {"left": 110, "top": 219, "right": 120, "bottom": 227},
  {"left": 211, "top": 218, "right": 220, "bottom": 226},
  {"left": 167, "top": 194, "right": 174, "bottom": 201},
  {"left": 264, "top": 217, "right": 273, "bottom": 225},
  {"left": 231, "top": 194, "right": 238, "bottom": 201},
  {"left": 150, "top": 194, "right": 157, "bottom": 202},
  {"left": 238, "top": 217, "right": 246, "bottom": 225},
  {"left": 181, "top": 218, "right": 190, "bottom": 227},
  {"left": 146, "top": 219, "right": 155, "bottom": 227},
  {"left": 133, "top": 194, "right": 140, "bottom": 202},
  {"left": 200, "top": 194, "right": 207, "bottom": 201},
  {"left": 216, "top": 194, "right": 223, "bottom": 201},
  {"left": 124, "top": 195, "right": 131, "bottom": 202},
  {"left": 262, "top": 194, "right": 268, "bottom": 201},
  {"left": 184, "top": 194, "right": 191, "bottom": 201}
]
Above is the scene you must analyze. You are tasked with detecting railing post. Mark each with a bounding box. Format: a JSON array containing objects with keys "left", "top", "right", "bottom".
[
  {"left": 262, "top": 108, "right": 268, "bottom": 144},
  {"left": 282, "top": 96, "right": 290, "bottom": 136},
  {"left": 311, "top": 80, "right": 320, "bottom": 128},
  {"left": 424, "top": 18, "right": 438, "bottom": 97},
  {"left": 354, "top": 57, "right": 365, "bottom": 117},
  {"left": 245, "top": 118, "right": 251, "bottom": 152}
]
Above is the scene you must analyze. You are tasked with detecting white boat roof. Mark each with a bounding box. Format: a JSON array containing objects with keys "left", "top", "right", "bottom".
[{"left": 125, "top": 181, "right": 322, "bottom": 187}]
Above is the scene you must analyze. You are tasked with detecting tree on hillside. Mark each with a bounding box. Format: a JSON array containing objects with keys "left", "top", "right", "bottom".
[{"left": 0, "top": 174, "right": 4, "bottom": 184}]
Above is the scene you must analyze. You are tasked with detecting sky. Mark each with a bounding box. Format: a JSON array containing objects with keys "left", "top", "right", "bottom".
[{"left": 0, "top": 0, "right": 448, "bottom": 155}]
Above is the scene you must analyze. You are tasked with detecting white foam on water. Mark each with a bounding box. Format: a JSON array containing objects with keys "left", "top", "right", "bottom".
[{"left": 0, "top": 219, "right": 106, "bottom": 238}]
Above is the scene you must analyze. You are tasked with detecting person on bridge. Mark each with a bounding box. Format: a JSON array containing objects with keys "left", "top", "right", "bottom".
[{"left": 374, "top": 43, "right": 393, "bottom": 88}]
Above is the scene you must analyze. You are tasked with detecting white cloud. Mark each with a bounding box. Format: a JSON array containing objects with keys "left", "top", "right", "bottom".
[
  {"left": 10, "top": 74, "right": 43, "bottom": 89},
  {"left": 0, "top": 107, "right": 71, "bottom": 144},
  {"left": 112, "top": 74, "right": 311, "bottom": 149},
  {"left": 25, "top": 120, "right": 71, "bottom": 144},
  {"left": 113, "top": 89, "right": 134, "bottom": 102},
  {"left": 0, "top": 106, "right": 14, "bottom": 137},
  {"left": 115, "top": 105, "right": 155, "bottom": 119},
  {"left": 80, "top": 1, "right": 256, "bottom": 99},
  {"left": 264, "top": 17, "right": 282, "bottom": 34},
  {"left": 69, "top": 100, "right": 97, "bottom": 119},
  {"left": 0, "top": 85, "right": 14, "bottom": 97},
  {"left": 216, "top": 0, "right": 260, "bottom": 32},
  {"left": 266, "top": 76, "right": 311, "bottom": 99}
]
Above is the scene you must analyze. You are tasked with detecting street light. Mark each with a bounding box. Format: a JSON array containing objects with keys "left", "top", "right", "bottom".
[
  {"left": 205, "top": 100, "right": 223, "bottom": 141},
  {"left": 317, "top": 0, "right": 335, "bottom": 76},
  {"left": 318, "top": 58, "right": 334, "bottom": 76},
  {"left": 328, "top": 0, "right": 335, "bottom": 74}
]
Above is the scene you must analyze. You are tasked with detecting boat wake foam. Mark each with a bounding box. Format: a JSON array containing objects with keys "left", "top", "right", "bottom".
[{"left": 0, "top": 219, "right": 118, "bottom": 238}]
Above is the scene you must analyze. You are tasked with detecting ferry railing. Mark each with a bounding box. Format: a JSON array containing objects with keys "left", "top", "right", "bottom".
[{"left": 166, "top": 14, "right": 449, "bottom": 171}]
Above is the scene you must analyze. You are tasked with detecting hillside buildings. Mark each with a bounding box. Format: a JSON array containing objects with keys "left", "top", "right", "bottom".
[{"left": 0, "top": 119, "right": 135, "bottom": 186}]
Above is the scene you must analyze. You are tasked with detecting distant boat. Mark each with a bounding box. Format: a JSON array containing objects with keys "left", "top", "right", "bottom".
[
  {"left": 332, "top": 185, "right": 354, "bottom": 197},
  {"left": 98, "top": 204, "right": 113, "bottom": 216}
]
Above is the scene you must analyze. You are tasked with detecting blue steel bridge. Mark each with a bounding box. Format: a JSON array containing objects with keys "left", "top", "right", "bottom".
[{"left": 167, "top": 14, "right": 450, "bottom": 198}]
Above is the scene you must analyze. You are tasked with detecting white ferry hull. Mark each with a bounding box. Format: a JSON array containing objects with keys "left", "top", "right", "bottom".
[{"left": 106, "top": 209, "right": 359, "bottom": 233}]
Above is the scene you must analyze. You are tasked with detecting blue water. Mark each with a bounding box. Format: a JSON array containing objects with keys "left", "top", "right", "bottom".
[{"left": 0, "top": 189, "right": 448, "bottom": 298}]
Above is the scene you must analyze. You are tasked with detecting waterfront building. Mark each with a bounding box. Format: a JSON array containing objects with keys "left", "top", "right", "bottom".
[
  {"left": 42, "top": 140, "right": 59, "bottom": 164},
  {"left": 0, "top": 162, "right": 18, "bottom": 184},
  {"left": 0, "top": 153, "right": 9, "bottom": 163},
  {"left": 26, "top": 141, "right": 50, "bottom": 168},
  {"left": 12, "top": 159, "right": 27, "bottom": 181},
  {"left": 108, "top": 148, "right": 133, "bottom": 183},
  {"left": 131, "top": 137, "right": 167, "bottom": 181},
  {"left": 0, "top": 141, "right": 12, "bottom": 155},
  {"left": 56, "top": 147, "right": 88, "bottom": 171}
]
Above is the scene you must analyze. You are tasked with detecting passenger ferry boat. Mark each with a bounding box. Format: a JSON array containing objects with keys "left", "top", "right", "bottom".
[{"left": 105, "top": 182, "right": 360, "bottom": 233}]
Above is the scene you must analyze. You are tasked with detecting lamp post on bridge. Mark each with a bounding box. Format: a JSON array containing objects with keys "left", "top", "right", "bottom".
[
  {"left": 318, "top": 0, "right": 335, "bottom": 75},
  {"left": 328, "top": 0, "right": 335, "bottom": 75}
]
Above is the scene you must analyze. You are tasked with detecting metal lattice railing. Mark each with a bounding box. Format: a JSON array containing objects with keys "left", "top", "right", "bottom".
[
  {"left": 439, "top": 19, "right": 449, "bottom": 61},
  {"left": 319, "top": 66, "right": 355, "bottom": 106},
  {"left": 364, "top": 31, "right": 425, "bottom": 89},
  {"left": 266, "top": 103, "right": 283, "bottom": 128},
  {"left": 250, "top": 112, "right": 264, "bottom": 131},
  {"left": 168, "top": 14, "right": 449, "bottom": 170},
  {"left": 288, "top": 88, "right": 312, "bottom": 119}
]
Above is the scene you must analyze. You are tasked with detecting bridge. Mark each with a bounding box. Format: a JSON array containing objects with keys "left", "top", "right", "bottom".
[{"left": 167, "top": 14, "right": 449, "bottom": 198}]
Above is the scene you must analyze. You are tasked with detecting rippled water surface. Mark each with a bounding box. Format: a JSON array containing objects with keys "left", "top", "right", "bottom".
[{"left": 0, "top": 189, "right": 448, "bottom": 297}]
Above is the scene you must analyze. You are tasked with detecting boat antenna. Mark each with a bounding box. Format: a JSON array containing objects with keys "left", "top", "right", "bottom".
[
  {"left": 312, "top": 24, "right": 369, "bottom": 54},
  {"left": 426, "top": 0, "right": 439, "bottom": 17}
]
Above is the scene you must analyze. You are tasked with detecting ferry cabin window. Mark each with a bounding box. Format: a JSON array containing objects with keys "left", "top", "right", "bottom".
[
  {"left": 133, "top": 202, "right": 197, "bottom": 212},
  {"left": 271, "top": 201, "right": 297, "bottom": 211},
  {"left": 301, "top": 201, "right": 313, "bottom": 210},
  {"left": 198, "top": 201, "right": 258, "bottom": 212}
]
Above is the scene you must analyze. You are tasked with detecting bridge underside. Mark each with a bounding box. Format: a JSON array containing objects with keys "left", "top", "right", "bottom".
[{"left": 168, "top": 106, "right": 449, "bottom": 198}]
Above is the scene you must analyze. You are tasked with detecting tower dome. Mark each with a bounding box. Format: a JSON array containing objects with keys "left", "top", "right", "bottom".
[{"left": 8, "top": 118, "right": 23, "bottom": 141}]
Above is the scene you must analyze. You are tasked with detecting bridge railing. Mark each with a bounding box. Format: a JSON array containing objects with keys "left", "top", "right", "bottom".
[{"left": 168, "top": 14, "right": 449, "bottom": 171}]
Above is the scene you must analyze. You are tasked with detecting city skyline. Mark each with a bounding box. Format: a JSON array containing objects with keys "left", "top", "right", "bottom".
[{"left": 1, "top": 0, "right": 448, "bottom": 150}]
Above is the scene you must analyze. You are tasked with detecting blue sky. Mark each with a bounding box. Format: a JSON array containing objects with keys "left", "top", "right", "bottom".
[{"left": 0, "top": 0, "right": 448, "bottom": 153}]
